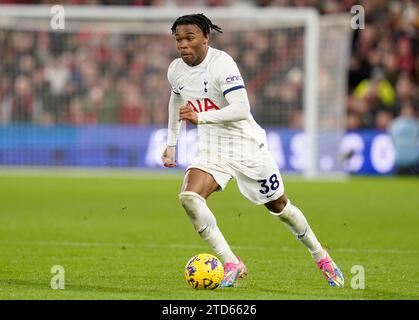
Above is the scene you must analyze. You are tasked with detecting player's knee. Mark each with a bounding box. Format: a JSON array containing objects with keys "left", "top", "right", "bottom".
[
  {"left": 178, "top": 191, "right": 205, "bottom": 219},
  {"left": 179, "top": 191, "right": 203, "bottom": 210},
  {"left": 179, "top": 191, "right": 215, "bottom": 232}
]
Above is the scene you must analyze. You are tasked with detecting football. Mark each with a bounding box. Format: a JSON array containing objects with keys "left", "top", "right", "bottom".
[{"left": 184, "top": 253, "right": 224, "bottom": 289}]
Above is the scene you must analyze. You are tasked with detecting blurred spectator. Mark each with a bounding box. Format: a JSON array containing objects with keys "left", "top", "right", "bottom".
[
  {"left": 351, "top": 67, "right": 397, "bottom": 128},
  {"left": 353, "top": 68, "right": 395, "bottom": 109},
  {"left": 1, "top": 75, "right": 35, "bottom": 123},
  {"left": 118, "top": 79, "right": 145, "bottom": 125},
  {"left": 393, "top": 72, "right": 417, "bottom": 112},
  {"left": 388, "top": 102, "right": 419, "bottom": 175},
  {"left": 396, "top": 36, "right": 416, "bottom": 75},
  {"left": 68, "top": 98, "right": 85, "bottom": 125},
  {"left": 348, "top": 55, "right": 371, "bottom": 91},
  {"left": 44, "top": 56, "right": 71, "bottom": 123},
  {"left": 375, "top": 109, "right": 394, "bottom": 130},
  {"left": 346, "top": 110, "right": 363, "bottom": 130}
]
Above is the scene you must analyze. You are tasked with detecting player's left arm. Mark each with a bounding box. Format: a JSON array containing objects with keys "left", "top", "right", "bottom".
[
  {"left": 198, "top": 88, "right": 250, "bottom": 124},
  {"left": 179, "top": 89, "right": 250, "bottom": 125},
  {"left": 179, "top": 57, "right": 250, "bottom": 125}
]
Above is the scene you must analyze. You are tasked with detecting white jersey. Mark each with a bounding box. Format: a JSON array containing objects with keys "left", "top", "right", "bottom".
[{"left": 167, "top": 47, "right": 268, "bottom": 176}]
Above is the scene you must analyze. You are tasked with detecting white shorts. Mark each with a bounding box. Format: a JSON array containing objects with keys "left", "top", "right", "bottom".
[{"left": 186, "top": 149, "right": 284, "bottom": 205}]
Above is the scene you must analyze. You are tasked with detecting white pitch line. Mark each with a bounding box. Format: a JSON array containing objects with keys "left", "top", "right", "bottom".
[{"left": 0, "top": 239, "right": 418, "bottom": 255}]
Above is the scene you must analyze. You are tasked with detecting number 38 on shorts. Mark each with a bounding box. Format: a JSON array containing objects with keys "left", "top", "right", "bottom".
[
  {"left": 258, "top": 174, "right": 280, "bottom": 195},
  {"left": 232, "top": 153, "right": 284, "bottom": 204}
]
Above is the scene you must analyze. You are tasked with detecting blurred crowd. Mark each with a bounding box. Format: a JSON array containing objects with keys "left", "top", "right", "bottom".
[
  {"left": 0, "top": 31, "right": 175, "bottom": 125},
  {"left": 0, "top": 0, "right": 418, "bottom": 132}
]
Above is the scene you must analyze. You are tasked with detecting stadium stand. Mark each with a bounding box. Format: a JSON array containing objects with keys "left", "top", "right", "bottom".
[{"left": 0, "top": 0, "right": 417, "bottom": 130}]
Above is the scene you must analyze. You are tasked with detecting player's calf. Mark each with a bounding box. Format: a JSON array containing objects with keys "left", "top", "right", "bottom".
[
  {"left": 267, "top": 196, "right": 345, "bottom": 287},
  {"left": 178, "top": 191, "right": 239, "bottom": 265}
]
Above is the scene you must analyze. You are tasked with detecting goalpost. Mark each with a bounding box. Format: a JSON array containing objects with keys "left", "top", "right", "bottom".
[{"left": 0, "top": 5, "right": 352, "bottom": 179}]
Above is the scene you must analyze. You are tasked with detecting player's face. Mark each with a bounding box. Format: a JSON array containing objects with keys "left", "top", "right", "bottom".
[{"left": 175, "top": 24, "right": 209, "bottom": 66}]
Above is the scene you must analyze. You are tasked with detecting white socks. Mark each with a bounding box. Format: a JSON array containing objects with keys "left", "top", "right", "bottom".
[
  {"left": 179, "top": 191, "right": 326, "bottom": 264},
  {"left": 271, "top": 200, "right": 326, "bottom": 262},
  {"left": 179, "top": 191, "right": 239, "bottom": 264}
]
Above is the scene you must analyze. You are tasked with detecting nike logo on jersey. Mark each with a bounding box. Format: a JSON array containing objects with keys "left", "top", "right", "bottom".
[
  {"left": 266, "top": 191, "right": 277, "bottom": 199},
  {"left": 188, "top": 98, "right": 220, "bottom": 113},
  {"left": 179, "top": 86, "right": 185, "bottom": 91}
]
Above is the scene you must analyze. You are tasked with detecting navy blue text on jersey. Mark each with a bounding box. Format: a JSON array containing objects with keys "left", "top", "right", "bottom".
[{"left": 225, "top": 75, "right": 243, "bottom": 83}]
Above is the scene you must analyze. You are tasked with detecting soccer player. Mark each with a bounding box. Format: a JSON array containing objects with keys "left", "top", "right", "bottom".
[{"left": 161, "top": 13, "right": 344, "bottom": 288}]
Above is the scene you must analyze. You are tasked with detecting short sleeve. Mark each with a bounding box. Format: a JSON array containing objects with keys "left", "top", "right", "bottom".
[{"left": 216, "top": 55, "right": 246, "bottom": 97}]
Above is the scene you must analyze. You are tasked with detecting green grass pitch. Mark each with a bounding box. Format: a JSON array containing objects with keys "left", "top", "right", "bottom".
[{"left": 0, "top": 169, "right": 418, "bottom": 300}]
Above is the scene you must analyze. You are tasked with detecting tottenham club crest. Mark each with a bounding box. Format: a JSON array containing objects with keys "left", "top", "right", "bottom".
[{"left": 203, "top": 80, "right": 208, "bottom": 93}]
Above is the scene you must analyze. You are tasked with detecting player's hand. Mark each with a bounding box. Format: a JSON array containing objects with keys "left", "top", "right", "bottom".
[
  {"left": 179, "top": 104, "right": 198, "bottom": 125},
  {"left": 161, "top": 146, "right": 177, "bottom": 168}
]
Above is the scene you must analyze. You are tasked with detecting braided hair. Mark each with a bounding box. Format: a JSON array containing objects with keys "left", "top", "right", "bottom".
[{"left": 171, "top": 13, "right": 223, "bottom": 36}]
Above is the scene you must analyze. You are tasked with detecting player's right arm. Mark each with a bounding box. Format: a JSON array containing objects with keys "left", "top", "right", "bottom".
[
  {"left": 162, "top": 91, "right": 183, "bottom": 167},
  {"left": 162, "top": 61, "right": 183, "bottom": 168}
]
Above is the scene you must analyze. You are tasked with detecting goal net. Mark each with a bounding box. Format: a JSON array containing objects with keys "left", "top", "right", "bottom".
[{"left": 0, "top": 5, "right": 352, "bottom": 178}]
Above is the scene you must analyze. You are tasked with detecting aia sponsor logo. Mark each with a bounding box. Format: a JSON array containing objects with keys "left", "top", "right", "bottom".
[{"left": 188, "top": 98, "right": 220, "bottom": 113}]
